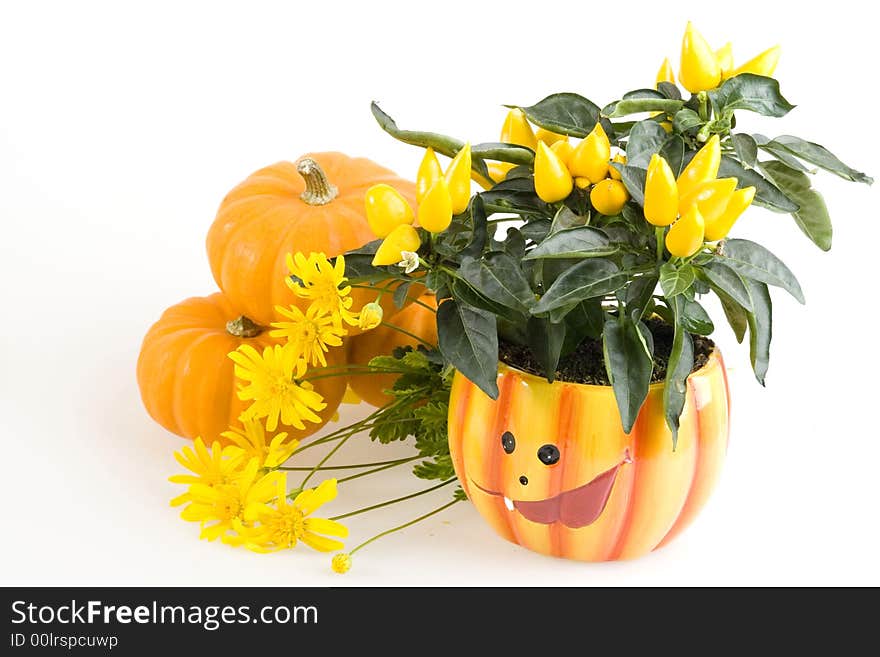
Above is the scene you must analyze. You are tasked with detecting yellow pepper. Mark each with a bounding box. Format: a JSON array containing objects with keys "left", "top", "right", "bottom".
[
  {"left": 534, "top": 141, "right": 573, "bottom": 203},
  {"left": 680, "top": 177, "right": 737, "bottom": 225},
  {"left": 644, "top": 154, "right": 679, "bottom": 227},
  {"left": 665, "top": 204, "right": 705, "bottom": 257},
  {"left": 676, "top": 134, "right": 721, "bottom": 200},
  {"left": 487, "top": 161, "right": 514, "bottom": 184},
  {"left": 731, "top": 45, "right": 781, "bottom": 78},
  {"left": 609, "top": 153, "right": 626, "bottom": 180},
  {"left": 372, "top": 224, "right": 421, "bottom": 266},
  {"left": 574, "top": 177, "right": 592, "bottom": 190},
  {"left": 535, "top": 127, "right": 569, "bottom": 146},
  {"left": 416, "top": 148, "right": 443, "bottom": 204},
  {"left": 550, "top": 140, "right": 575, "bottom": 168},
  {"left": 569, "top": 122, "right": 610, "bottom": 183},
  {"left": 364, "top": 183, "right": 414, "bottom": 238},
  {"left": 418, "top": 177, "right": 454, "bottom": 233},
  {"left": 679, "top": 22, "right": 722, "bottom": 93},
  {"left": 500, "top": 108, "right": 537, "bottom": 149},
  {"left": 704, "top": 186, "right": 756, "bottom": 241},
  {"left": 590, "top": 179, "right": 629, "bottom": 216},
  {"left": 656, "top": 57, "right": 676, "bottom": 87},
  {"left": 715, "top": 42, "right": 734, "bottom": 79},
  {"left": 445, "top": 143, "right": 472, "bottom": 215}
]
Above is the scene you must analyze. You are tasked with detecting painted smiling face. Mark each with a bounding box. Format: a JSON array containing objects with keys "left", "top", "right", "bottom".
[
  {"left": 470, "top": 430, "right": 631, "bottom": 529},
  {"left": 448, "top": 355, "right": 730, "bottom": 561}
]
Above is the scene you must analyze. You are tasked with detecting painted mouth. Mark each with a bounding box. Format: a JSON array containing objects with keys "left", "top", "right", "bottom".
[{"left": 471, "top": 452, "right": 630, "bottom": 529}]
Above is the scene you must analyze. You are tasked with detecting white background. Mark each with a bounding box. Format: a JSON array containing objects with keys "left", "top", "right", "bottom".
[{"left": 2, "top": 0, "right": 878, "bottom": 586}]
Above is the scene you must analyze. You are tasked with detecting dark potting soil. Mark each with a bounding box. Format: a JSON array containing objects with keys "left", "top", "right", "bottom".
[{"left": 498, "top": 318, "right": 714, "bottom": 385}]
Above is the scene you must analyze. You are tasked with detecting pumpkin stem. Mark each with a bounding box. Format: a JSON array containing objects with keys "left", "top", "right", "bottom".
[
  {"left": 297, "top": 157, "right": 338, "bottom": 205},
  {"left": 226, "top": 315, "right": 265, "bottom": 338}
]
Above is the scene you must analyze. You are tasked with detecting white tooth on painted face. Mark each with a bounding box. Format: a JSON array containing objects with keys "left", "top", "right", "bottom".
[{"left": 504, "top": 496, "right": 515, "bottom": 511}]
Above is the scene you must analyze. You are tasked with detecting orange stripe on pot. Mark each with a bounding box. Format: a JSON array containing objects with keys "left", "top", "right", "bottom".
[{"left": 656, "top": 355, "right": 729, "bottom": 549}]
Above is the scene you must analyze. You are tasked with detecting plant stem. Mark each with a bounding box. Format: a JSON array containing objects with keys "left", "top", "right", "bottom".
[
  {"left": 277, "top": 457, "right": 416, "bottom": 472},
  {"left": 336, "top": 455, "right": 421, "bottom": 484},
  {"left": 348, "top": 498, "right": 462, "bottom": 556},
  {"left": 655, "top": 226, "right": 665, "bottom": 263},
  {"left": 329, "top": 478, "right": 456, "bottom": 521},
  {"left": 300, "top": 365, "right": 425, "bottom": 384},
  {"left": 380, "top": 321, "right": 435, "bottom": 348},
  {"left": 348, "top": 285, "right": 436, "bottom": 313}
]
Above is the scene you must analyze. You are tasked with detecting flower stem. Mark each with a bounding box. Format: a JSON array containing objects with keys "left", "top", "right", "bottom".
[
  {"left": 336, "top": 455, "right": 421, "bottom": 484},
  {"left": 277, "top": 457, "right": 417, "bottom": 472},
  {"left": 349, "top": 284, "right": 436, "bottom": 313},
  {"left": 380, "top": 321, "right": 435, "bottom": 348},
  {"left": 655, "top": 226, "right": 665, "bottom": 263},
  {"left": 349, "top": 498, "right": 462, "bottom": 556},
  {"left": 329, "top": 478, "right": 456, "bottom": 521}
]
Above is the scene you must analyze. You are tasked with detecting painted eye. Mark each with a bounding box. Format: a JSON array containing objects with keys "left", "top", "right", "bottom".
[
  {"left": 537, "top": 444, "right": 560, "bottom": 465},
  {"left": 501, "top": 431, "right": 516, "bottom": 454}
]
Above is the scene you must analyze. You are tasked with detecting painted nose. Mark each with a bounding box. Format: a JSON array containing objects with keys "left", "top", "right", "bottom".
[{"left": 519, "top": 475, "right": 529, "bottom": 486}]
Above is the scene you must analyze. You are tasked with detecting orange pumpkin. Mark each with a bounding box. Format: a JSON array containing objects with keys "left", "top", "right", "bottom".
[
  {"left": 448, "top": 349, "right": 730, "bottom": 561},
  {"left": 206, "top": 153, "right": 417, "bottom": 331},
  {"left": 136, "top": 292, "right": 345, "bottom": 443},
  {"left": 346, "top": 294, "right": 438, "bottom": 407}
]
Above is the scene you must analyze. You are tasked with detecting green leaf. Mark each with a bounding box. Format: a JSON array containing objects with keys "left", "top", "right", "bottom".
[
  {"left": 700, "top": 260, "right": 753, "bottom": 311},
  {"left": 656, "top": 82, "right": 681, "bottom": 100},
  {"left": 606, "top": 97, "right": 684, "bottom": 118},
  {"left": 449, "top": 277, "right": 521, "bottom": 323},
  {"left": 744, "top": 280, "right": 772, "bottom": 385},
  {"left": 392, "top": 280, "right": 413, "bottom": 309},
  {"left": 527, "top": 316, "right": 566, "bottom": 383},
  {"left": 523, "top": 226, "right": 616, "bottom": 260},
  {"left": 718, "top": 290, "right": 748, "bottom": 343},
  {"left": 768, "top": 135, "right": 872, "bottom": 185},
  {"left": 660, "top": 135, "right": 686, "bottom": 177},
  {"left": 720, "top": 238, "right": 805, "bottom": 303},
  {"left": 753, "top": 133, "right": 811, "bottom": 172},
  {"left": 717, "top": 156, "right": 798, "bottom": 213},
  {"left": 519, "top": 219, "right": 552, "bottom": 243},
  {"left": 510, "top": 93, "right": 602, "bottom": 137},
  {"left": 603, "top": 317, "right": 653, "bottom": 433},
  {"left": 625, "top": 275, "right": 658, "bottom": 321},
  {"left": 663, "top": 298, "right": 694, "bottom": 446},
  {"left": 532, "top": 260, "right": 627, "bottom": 315},
  {"left": 619, "top": 166, "right": 648, "bottom": 205},
  {"left": 549, "top": 206, "right": 588, "bottom": 234},
  {"left": 462, "top": 196, "right": 488, "bottom": 259},
  {"left": 673, "top": 108, "right": 703, "bottom": 133},
  {"left": 760, "top": 160, "right": 833, "bottom": 251},
  {"left": 436, "top": 300, "right": 499, "bottom": 398},
  {"left": 659, "top": 262, "right": 696, "bottom": 298},
  {"left": 626, "top": 121, "right": 669, "bottom": 168},
  {"left": 561, "top": 299, "right": 604, "bottom": 354},
  {"left": 708, "top": 73, "right": 795, "bottom": 118},
  {"left": 458, "top": 253, "right": 534, "bottom": 314},
  {"left": 371, "top": 102, "right": 490, "bottom": 178},
  {"left": 679, "top": 298, "right": 714, "bottom": 335},
  {"left": 731, "top": 133, "right": 758, "bottom": 167},
  {"left": 479, "top": 177, "right": 550, "bottom": 217},
  {"left": 472, "top": 141, "right": 535, "bottom": 165}
]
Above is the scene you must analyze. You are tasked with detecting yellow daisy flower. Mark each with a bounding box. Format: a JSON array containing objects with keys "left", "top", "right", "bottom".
[
  {"left": 285, "top": 252, "right": 358, "bottom": 327},
  {"left": 237, "top": 478, "right": 348, "bottom": 553},
  {"left": 331, "top": 553, "right": 352, "bottom": 574},
  {"left": 269, "top": 304, "right": 346, "bottom": 367},
  {"left": 221, "top": 418, "right": 299, "bottom": 470},
  {"left": 180, "top": 458, "right": 281, "bottom": 543},
  {"left": 229, "top": 343, "right": 326, "bottom": 432},
  {"left": 169, "top": 437, "right": 242, "bottom": 508}
]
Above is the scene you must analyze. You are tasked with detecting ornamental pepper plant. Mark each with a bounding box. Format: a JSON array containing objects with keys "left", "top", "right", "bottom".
[{"left": 345, "top": 21, "right": 871, "bottom": 444}]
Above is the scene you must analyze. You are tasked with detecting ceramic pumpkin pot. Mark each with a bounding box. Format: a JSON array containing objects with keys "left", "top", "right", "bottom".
[
  {"left": 346, "top": 293, "right": 438, "bottom": 407},
  {"left": 137, "top": 292, "right": 346, "bottom": 444},
  {"left": 206, "top": 153, "right": 416, "bottom": 333},
  {"left": 448, "top": 349, "right": 730, "bottom": 561}
]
